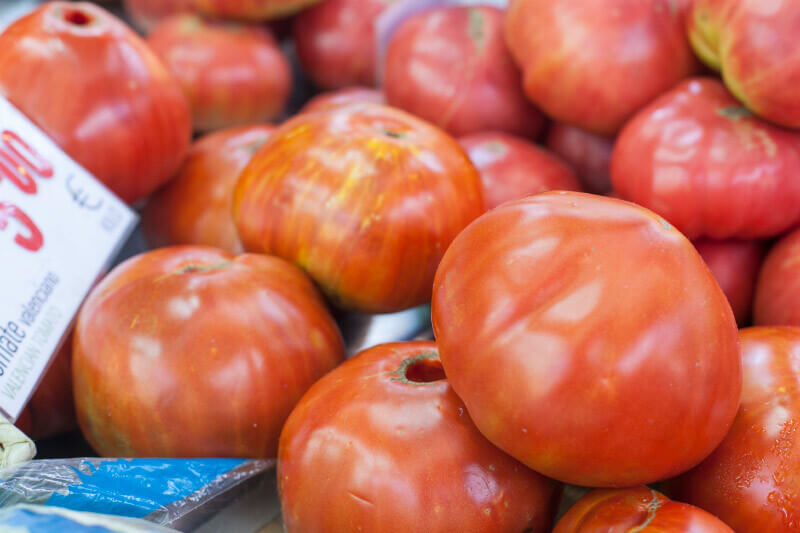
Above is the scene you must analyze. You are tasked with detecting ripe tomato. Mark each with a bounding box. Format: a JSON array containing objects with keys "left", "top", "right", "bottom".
[
  {"left": 233, "top": 103, "right": 484, "bottom": 313},
  {"left": 142, "top": 125, "right": 274, "bottom": 254},
  {"left": 545, "top": 123, "right": 614, "bottom": 194},
  {"left": 754, "top": 228, "right": 800, "bottom": 326},
  {"left": 459, "top": 132, "right": 581, "bottom": 210},
  {"left": 612, "top": 78, "right": 800, "bottom": 240},
  {"left": 432, "top": 192, "right": 741, "bottom": 487},
  {"left": 673, "top": 327, "right": 800, "bottom": 532},
  {"left": 300, "top": 88, "right": 385, "bottom": 114},
  {"left": 278, "top": 342, "right": 560, "bottom": 533},
  {"left": 123, "top": 0, "right": 193, "bottom": 33},
  {"left": 73, "top": 246, "right": 345, "bottom": 458}
]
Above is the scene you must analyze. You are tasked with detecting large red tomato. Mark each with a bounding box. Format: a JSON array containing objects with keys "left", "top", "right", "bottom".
[
  {"left": 695, "top": 239, "right": 765, "bottom": 325},
  {"left": 688, "top": 0, "right": 800, "bottom": 130},
  {"left": 190, "top": 0, "right": 319, "bottom": 20},
  {"left": 612, "top": 78, "right": 800, "bottom": 240},
  {"left": 754, "top": 228, "right": 800, "bottom": 326},
  {"left": 300, "top": 87, "right": 385, "bottom": 114},
  {"left": 0, "top": 2, "right": 191, "bottom": 205},
  {"left": 142, "top": 125, "right": 274, "bottom": 254},
  {"left": 555, "top": 486, "right": 733, "bottom": 532},
  {"left": 123, "top": 0, "right": 194, "bottom": 33},
  {"left": 233, "top": 103, "right": 484, "bottom": 313},
  {"left": 432, "top": 192, "right": 741, "bottom": 487},
  {"left": 459, "top": 132, "right": 581, "bottom": 210},
  {"left": 148, "top": 15, "right": 291, "bottom": 132},
  {"left": 73, "top": 246, "right": 345, "bottom": 457},
  {"left": 545, "top": 123, "right": 614, "bottom": 194},
  {"left": 384, "top": 6, "right": 545, "bottom": 138},
  {"left": 673, "top": 327, "right": 800, "bottom": 532},
  {"left": 278, "top": 342, "right": 560, "bottom": 533},
  {"left": 505, "top": 0, "right": 698, "bottom": 135}
]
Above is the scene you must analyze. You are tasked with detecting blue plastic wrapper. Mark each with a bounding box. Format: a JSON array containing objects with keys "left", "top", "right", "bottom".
[
  {"left": 0, "top": 458, "right": 274, "bottom": 531},
  {"left": 0, "top": 504, "right": 177, "bottom": 532}
]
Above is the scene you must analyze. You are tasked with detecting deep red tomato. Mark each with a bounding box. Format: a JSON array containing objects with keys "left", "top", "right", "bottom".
[
  {"left": 612, "top": 77, "right": 800, "bottom": 240},
  {"left": 754, "top": 228, "right": 800, "bottom": 326},
  {"left": 148, "top": 15, "right": 291, "bottom": 132},
  {"left": 695, "top": 239, "right": 765, "bottom": 325},
  {"left": 233, "top": 103, "right": 484, "bottom": 313},
  {"left": 555, "top": 486, "right": 733, "bottom": 532},
  {"left": 545, "top": 123, "right": 614, "bottom": 194},
  {"left": 459, "top": 132, "right": 581, "bottom": 210},
  {"left": 278, "top": 341, "right": 560, "bottom": 533},
  {"left": 432, "top": 191, "right": 741, "bottom": 487},
  {"left": 505, "top": 0, "right": 698, "bottom": 135},
  {"left": 0, "top": 2, "right": 191, "bottom": 205},
  {"left": 73, "top": 246, "right": 345, "bottom": 457},
  {"left": 673, "top": 327, "right": 800, "bottom": 532},
  {"left": 142, "top": 125, "right": 274, "bottom": 254},
  {"left": 190, "top": 0, "right": 318, "bottom": 19},
  {"left": 384, "top": 6, "right": 545, "bottom": 138},
  {"left": 123, "top": 0, "right": 194, "bottom": 33},
  {"left": 300, "top": 87, "right": 385, "bottom": 114}
]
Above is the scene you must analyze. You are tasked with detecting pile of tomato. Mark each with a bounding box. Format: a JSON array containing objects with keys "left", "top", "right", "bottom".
[{"left": 2, "top": 0, "right": 800, "bottom": 531}]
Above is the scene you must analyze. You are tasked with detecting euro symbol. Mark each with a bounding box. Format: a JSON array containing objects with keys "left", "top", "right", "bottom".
[{"left": 66, "top": 174, "right": 103, "bottom": 211}]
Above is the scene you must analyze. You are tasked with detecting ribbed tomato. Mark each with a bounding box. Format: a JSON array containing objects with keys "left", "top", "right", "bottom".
[
  {"left": 300, "top": 87, "right": 385, "bottom": 114},
  {"left": 123, "top": 0, "right": 194, "bottom": 33},
  {"left": 545, "top": 123, "right": 614, "bottom": 194},
  {"left": 754, "top": 228, "right": 800, "bottom": 327}
]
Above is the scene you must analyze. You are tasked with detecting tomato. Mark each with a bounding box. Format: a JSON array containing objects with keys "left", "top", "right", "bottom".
[
  {"left": 384, "top": 6, "right": 545, "bottom": 138},
  {"left": 190, "top": 0, "right": 318, "bottom": 20},
  {"left": 545, "top": 123, "right": 614, "bottom": 194},
  {"left": 300, "top": 87, "right": 386, "bottom": 114},
  {"left": 458, "top": 132, "right": 581, "bottom": 210},
  {"left": 142, "top": 125, "right": 274, "bottom": 254},
  {"left": 233, "top": 103, "right": 484, "bottom": 313},
  {"left": 505, "top": 0, "right": 698, "bottom": 135},
  {"left": 673, "top": 327, "right": 800, "bottom": 532},
  {"left": 432, "top": 191, "right": 741, "bottom": 487},
  {"left": 0, "top": 2, "right": 191, "bottom": 205},
  {"left": 612, "top": 78, "right": 800, "bottom": 240},
  {"left": 754, "top": 228, "right": 800, "bottom": 326},
  {"left": 555, "top": 486, "right": 733, "bottom": 532},
  {"left": 278, "top": 341, "right": 560, "bottom": 533},
  {"left": 73, "top": 246, "right": 345, "bottom": 457},
  {"left": 122, "top": 0, "right": 194, "bottom": 33}
]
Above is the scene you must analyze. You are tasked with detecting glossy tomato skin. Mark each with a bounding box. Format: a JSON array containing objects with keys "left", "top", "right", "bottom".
[
  {"left": 612, "top": 78, "right": 800, "bottom": 240},
  {"left": 546, "top": 123, "right": 614, "bottom": 194},
  {"left": 432, "top": 192, "right": 741, "bottom": 487},
  {"left": 754, "top": 228, "right": 800, "bottom": 326},
  {"left": 293, "top": 0, "right": 397, "bottom": 90},
  {"left": 673, "top": 327, "right": 800, "bottom": 532},
  {"left": 73, "top": 246, "right": 345, "bottom": 458},
  {"left": 384, "top": 6, "right": 545, "bottom": 138},
  {"left": 190, "top": 0, "right": 319, "bottom": 20},
  {"left": 0, "top": 3, "right": 191, "bottom": 205},
  {"left": 123, "top": 0, "right": 194, "bottom": 33},
  {"left": 233, "top": 103, "right": 484, "bottom": 313},
  {"left": 142, "top": 125, "right": 274, "bottom": 254},
  {"left": 555, "top": 486, "right": 733, "bottom": 532},
  {"left": 459, "top": 132, "right": 582, "bottom": 210},
  {"left": 278, "top": 342, "right": 560, "bottom": 533},
  {"left": 505, "top": 0, "right": 698, "bottom": 135},
  {"left": 300, "top": 87, "right": 385, "bottom": 114},
  {"left": 148, "top": 15, "right": 291, "bottom": 132}
]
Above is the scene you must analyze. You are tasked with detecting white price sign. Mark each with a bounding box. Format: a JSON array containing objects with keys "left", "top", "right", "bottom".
[{"left": 0, "top": 96, "right": 137, "bottom": 421}]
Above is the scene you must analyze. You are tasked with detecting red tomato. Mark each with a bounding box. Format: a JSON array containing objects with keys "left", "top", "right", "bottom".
[
  {"left": 555, "top": 486, "right": 733, "bottom": 532},
  {"left": 148, "top": 15, "right": 291, "bottom": 132},
  {"left": 278, "top": 342, "right": 560, "bottom": 533},
  {"left": 384, "top": 6, "right": 545, "bottom": 138},
  {"left": 546, "top": 123, "right": 614, "bottom": 194},
  {"left": 673, "top": 327, "right": 800, "bottom": 533},
  {"left": 142, "top": 125, "right": 274, "bottom": 254},
  {"left": 754, "top": 228, "right": 800, "bottom": 326},
  {"left": 0, "top": 2, "right": 191, "bottom": 205},
  {"left": 459, "top": 132, "right": 582, "bottom": 210},
  {"left": 190, "top": 0, "right": 318, "bottom": 20},
  {"left": 73, "top": 246, "right": 345, "bottom": 457},
  {"left": 505, "top": 0, "right": 698, "bottom": 135},
  {"left": 233, "top": 103, "right": 484, "bottom": 313},
  {"left": 300, "top": 87, "right": 386, "bottom": 114},
  {"left": 432, "top": 192, "right": 741, "bottom": 487},
  {"left": 612, "top": 78, "right": 800, "bottom": 240},
  {"left": 123, "top": 0, "right": 194, "bottom": 33},
  {"left": 293, "top": 0, "right": 398, "bottom": 89}
]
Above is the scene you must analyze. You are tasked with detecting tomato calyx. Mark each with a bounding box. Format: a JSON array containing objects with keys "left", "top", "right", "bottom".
[
  {"left": 174, "top": 261, "right": 232, "bottom": 274},
  {"left": 391, "top": 352, "right": 446, "bottom": 386}
]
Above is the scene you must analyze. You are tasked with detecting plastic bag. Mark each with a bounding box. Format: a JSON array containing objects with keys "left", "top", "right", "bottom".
[{"left": 0, "top": 504, "right": 178, "bottom": 532}]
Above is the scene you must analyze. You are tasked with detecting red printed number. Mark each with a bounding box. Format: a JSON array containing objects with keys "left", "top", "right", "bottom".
[
  {"left": 2, "top": 130, "right": 53, "bottom": 178},
  {"left": 0, "top": 202, "right": 43, "bottom": 252}
]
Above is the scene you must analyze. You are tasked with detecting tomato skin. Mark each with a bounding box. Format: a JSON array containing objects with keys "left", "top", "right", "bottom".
[
  {"left": 0, "top": 2, "right": 191, "bottom": 205},
  {"left": 554, "top": 486, "right": 733, "bottom": 532},
  {"left": 432, "top": 191, "right": 741, "bottom": 487},
  {"left": 384, "top": 6, "right": 545, "bottom": 138},
  {"left": 459, "top": 132, "right": 582, "bottom": 210},
  {"left": 612, "top": 78, "right": 800, "bottom": 240},
  {"left": 505, "top": 0, "right": 698, "bottom": 135},
  {"left": 233, "top": 103, "right": 484, "bottom": 313},
  {"left": 73, "top": 246, "right": 345, "bottom": 458},
  {"left": 300, "top": 87, "right": 385, "bottom": 114},
  {"left": 190, "top": 0, "right": 318, "bottom": 20},
  {"left": 123, "top": 0, "right": 194, "bottom": 33},
  {"left": 545, "top": 124, "right": 614, "bottom": 195},
  {"left": 278, "top": 342, "right": 559, "bottom": 533},
  {"left": 754, "top": 229, "right": 800, "bottom": 327},
  {"left": 673, "top": 327, "right": 800, "bottom": 533},
  {"left": 142, "top": 125, "right": 274, "bottom": 254}
]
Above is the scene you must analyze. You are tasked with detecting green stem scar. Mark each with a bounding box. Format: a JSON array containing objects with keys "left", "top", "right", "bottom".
[{"left": 391, "top": 352, "right": 446, "bottom": 385}]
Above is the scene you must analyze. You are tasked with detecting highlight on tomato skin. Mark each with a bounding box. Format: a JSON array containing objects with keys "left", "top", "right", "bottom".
[{"left": 754, "top": 228, "right": 800, "bottom": 327}]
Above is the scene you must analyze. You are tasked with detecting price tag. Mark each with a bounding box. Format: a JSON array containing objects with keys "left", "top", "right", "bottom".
[{"left": 0, "top": 96, "right": 137, "bottom": 421}]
